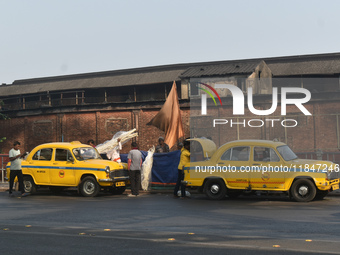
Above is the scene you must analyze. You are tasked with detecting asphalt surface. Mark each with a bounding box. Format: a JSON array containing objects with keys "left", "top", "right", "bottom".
[{"left": 1, "top": 186, "right": 340, "bottom": 255}]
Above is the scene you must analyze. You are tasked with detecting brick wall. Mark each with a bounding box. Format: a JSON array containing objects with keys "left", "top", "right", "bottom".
[
  {"left": 0, "top": 100, "right": 339, "bottom": 154},
  {"left": 0, "top": 107, "right": 191, "bottom": 154}
]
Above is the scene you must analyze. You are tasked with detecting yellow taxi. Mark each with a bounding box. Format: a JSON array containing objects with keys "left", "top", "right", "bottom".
[
  {"left": 6, "top": 141, "right": 129, "bottom": 197},
  {"left": 184, "top": 139, "right": 340, "bottom": 202}
]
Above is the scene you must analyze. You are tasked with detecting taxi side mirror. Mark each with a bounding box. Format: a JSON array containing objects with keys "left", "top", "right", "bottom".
[{"left": 68, "top": 156, "right": 75, "bottom": 163}]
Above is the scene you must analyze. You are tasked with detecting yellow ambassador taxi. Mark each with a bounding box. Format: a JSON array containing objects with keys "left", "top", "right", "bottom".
[
  {"left": 184, "top": 139, "right": 340, "bottom": 202},
  {"left": 6, "top": 141, "right": 129, "bottom": 197}
]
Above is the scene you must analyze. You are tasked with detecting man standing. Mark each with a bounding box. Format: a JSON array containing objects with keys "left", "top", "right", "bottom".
[
  {"left": 155, "top": 137, "right": 170, "bottom": 153},
  {"left": 174, "top": 140, "right": 190, "bottom": 198},
  {"left": 9, "top": 141, "right": 28, "bottom": 197},
  {"left": 127, "top": 142, "right": 143, "bottom": 197}
]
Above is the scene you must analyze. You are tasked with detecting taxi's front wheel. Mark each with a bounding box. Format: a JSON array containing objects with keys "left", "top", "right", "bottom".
[
  {"left": 204, "top": 179, "right": 227, "bottom": 200},
  {"left": 290, "top": 179, "right": 316, "bottom": 202},
  {"left": 79, "top": 177, "right": 100, "bottom": 197}
]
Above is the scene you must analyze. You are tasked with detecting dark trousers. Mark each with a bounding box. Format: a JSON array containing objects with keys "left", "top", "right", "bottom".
[
  {"left": 9, "top": 170, "right": 25, "bottom": 194},
  {"left": 174, "top": 169, "right": 186, "bottom": 197},
  {"left": 129, "top": 170, "right": 141, "bottom": 195}
]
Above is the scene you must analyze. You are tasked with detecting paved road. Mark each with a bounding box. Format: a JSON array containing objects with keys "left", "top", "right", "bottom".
[{"left": 1, "top": 190, "right": 340, "bottom": 254}]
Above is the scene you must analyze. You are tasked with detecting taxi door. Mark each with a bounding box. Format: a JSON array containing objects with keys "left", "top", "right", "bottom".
[
  {"left": 27, "top": 148, "right": 53, "bottom": 184},
  {"left": 49, "top": 148, "right": 76, "bottom": 185},
  {"left": 249, "top": 146, "right": 285, "bottom": 190},
  {"left": 217, "top": 146, "right": 250, "bottom": 189}
]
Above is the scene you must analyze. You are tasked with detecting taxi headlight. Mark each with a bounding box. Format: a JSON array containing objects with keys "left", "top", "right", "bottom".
[{"left": 105, "top": 166, "right": 110, "bottom": 173}]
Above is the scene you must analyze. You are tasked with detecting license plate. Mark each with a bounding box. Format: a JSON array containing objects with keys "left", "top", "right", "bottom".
[
  {"left": 115, "top": 182, "right": 125, "bottom": 187},
  {"left": 332, "top": 184, "right": 339, "bottom": 190}
]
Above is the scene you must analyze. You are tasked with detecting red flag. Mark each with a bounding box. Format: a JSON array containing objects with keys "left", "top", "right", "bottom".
[{"left": 147, "top": 81, "right": 184, "bottom": 149}]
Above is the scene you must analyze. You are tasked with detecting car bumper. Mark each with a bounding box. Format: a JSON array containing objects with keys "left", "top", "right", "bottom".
[
  {"left": 317, "top": 178, "right": 340, "bottom": 191},
  {"left": 329, "top": 178, "right": 340, "bottom": 191},
  {"left": 98, "top": 176, "right": 130, "bottom": 182}
]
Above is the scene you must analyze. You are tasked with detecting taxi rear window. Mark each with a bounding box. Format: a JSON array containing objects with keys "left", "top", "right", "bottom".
[
  {"left": 32, "top": 148, "right": 52, "bottom": 161},
  {"left": 221, "top": 147, "right": 250, "bottom": 161}
]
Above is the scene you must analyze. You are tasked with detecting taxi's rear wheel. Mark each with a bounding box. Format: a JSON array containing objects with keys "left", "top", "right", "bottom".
[
  {"left": 290, "top": 179, "right": 316, "bottom": 202},
  {"left": 23, "top": 176, "right": 36, "bottom": 194},
  {"left": 79, "top": 177, "right": 100, "bottom": 197},
  {"left": 204, "top": 179, "right": 226, "bottom": 200}
]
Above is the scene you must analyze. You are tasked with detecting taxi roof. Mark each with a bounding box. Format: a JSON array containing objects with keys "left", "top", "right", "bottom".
[
  {"left": 35, "top": 141, "right": 92, "bottom": 149},
  {"left": 221, "top": 139, "right": 287, "bottom": 147},
  {"left": 189, "top": 139, "right": 287, "bottom": 159}
]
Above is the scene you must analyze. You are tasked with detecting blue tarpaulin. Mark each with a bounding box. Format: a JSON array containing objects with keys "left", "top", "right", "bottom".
[{"left": 121, "top": 150, "right": 181, "bottom": 184}]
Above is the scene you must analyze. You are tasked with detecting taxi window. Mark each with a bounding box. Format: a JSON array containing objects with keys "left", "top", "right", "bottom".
[
  {"left": 55, "top": 149, "right": 72, "bottom": 161},
  {"left": 72, "top": 147, "right": 101, "bottom": 160},
  {"left": 253, "top": 147, "right": 280, "bottom": 162},
  {"left": 277, "top": 145, "right": 298, "bottom": 161},
  {"left": 32, "top": 148, "right": 53, "bottom": 161},
  {"left": 221, "top": 147, "right": 250, "bottom": 161},
  {"left": 221, "top": 149, "right": 231, "bottom": 160}
]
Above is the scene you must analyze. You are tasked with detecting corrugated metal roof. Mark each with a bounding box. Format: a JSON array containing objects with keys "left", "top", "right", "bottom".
[
  {"left": 179, "top": 61, "right": 260, "bottom": 78},
  {"left": 267, "top": 59, "right": 340, "bottom": 76},
  {"left": 0, "top": 69, "right": 185, "bottom": 97},
  {"left": 2, "top": 52, "right": 340, "bottom": 98}
]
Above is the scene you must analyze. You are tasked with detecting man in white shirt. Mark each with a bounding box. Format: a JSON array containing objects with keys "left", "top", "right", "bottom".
[
  {"left": 127, "top": 142, "right": 143, "bottom": 197},
  {"left": 9, "top": 141, "right": 28, "bottom": 197}
]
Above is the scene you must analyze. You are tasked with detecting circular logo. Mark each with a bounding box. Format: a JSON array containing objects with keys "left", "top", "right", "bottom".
[
  {"left": 261, "top": 172, "right": 270, "bottom": 181},
  {"left": 59, "top": 170, "right": 65, "bottom": 178}
]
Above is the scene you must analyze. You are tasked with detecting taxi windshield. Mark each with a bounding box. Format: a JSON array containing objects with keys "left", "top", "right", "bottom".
[
  {"left": 72, "top": 147, "right": 102, "bottom": 160},
  {"left": 277, "top": 145, "right": 298, "bottom": 161}
]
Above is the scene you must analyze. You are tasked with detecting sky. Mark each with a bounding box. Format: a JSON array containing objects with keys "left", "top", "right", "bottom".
[{"left": 1, "top": 0, "right": 340, "bottom": 84}]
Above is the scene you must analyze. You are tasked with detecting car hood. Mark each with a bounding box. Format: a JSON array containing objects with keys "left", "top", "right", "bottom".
[{"left": 77, "top": 159, "right": 127, "bottom": 169}]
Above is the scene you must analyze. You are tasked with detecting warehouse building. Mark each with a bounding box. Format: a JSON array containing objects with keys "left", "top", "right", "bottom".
[{"left": 0, "top": 52, "right": 340, "bottom": 155}]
